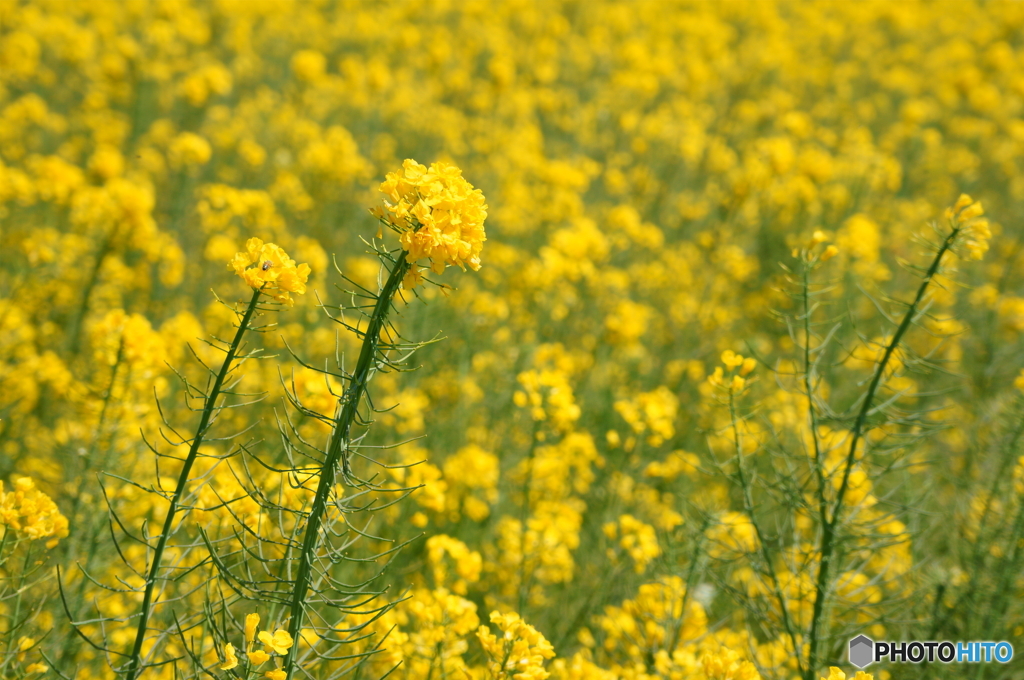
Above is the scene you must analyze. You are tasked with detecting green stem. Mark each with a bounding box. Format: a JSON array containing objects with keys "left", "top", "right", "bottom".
[
  {"left": 2, "top": 541, "right": 29, "bottom": 674},
  {"left": 69, "top": 229, "right": 115, "bottom": 357},
  {"left": 802, "top": 265, "right": 828, "bottom": 531},
  {"left": 975, "top": 412, "right": 1024, "bottom": 643},
  {"left": 804, "top": 226, "right": 960, "bottom": 679},
  {"left": 728, "top": 391, "right": 805, "bottom": 679},
  {"left": 59, "top": 341, "right": 126, "bottom": 670},
  {"left": 949, "top": 413, "right": 1024, "bottom": 638},
  {"left": 517, "top": 421, "right": 540, "bottom": 615},
  {"left": 664, "top": 518, "right": 708, "bottom": 658},
  {"left": 66, "top": 336, "right": 126, "bottom": 553},
  {"left": 124, "top": 287, "right": 263, "bottom": 680},
  {"left": 283, "top": 252, "right": 410, "bottom": 680}
]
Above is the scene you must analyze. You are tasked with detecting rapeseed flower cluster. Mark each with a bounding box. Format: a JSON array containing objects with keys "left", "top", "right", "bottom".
[
  {"left": 229, "top": 237, "right": 311, "bottom": 304},
  {"left": 0, "top": 477, "right": 68, "bottom": 546},
  {"left": 946, "top": 193, "right": 991, "bottom": 260},
  {"left": 373, "top": 158, "right": 487, "bottom": 288},
  {"left": 708, "top": 351, "right": 757, "bottom": 393},
  {"left": 603, "top": 514, "right": 661, "bottom": 573},
  {"left": 477, "top": 611, "right": 556, "bottom": 680},
  {"left": 220, "top": 613, "right": 294, "bottom": 677},
  {"left": 702, "top": 647, "right": 762, "bottom": 680}
]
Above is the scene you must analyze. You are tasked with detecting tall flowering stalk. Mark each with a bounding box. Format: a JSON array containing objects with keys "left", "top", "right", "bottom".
[
  {"left": 803, "top": 196, "right": 990, "bottom": 678},
  {"left": 698, "top": 197, "right": 992, "bottom": 679},
  {"left": 281, "top": 160, "right": 486, "bottom": 679},
  {"left": 1, "top": 478, "right": 68, "bottom": 677},
  {"left": 117, "top": 239, "right": 309, "bottom": 680}
]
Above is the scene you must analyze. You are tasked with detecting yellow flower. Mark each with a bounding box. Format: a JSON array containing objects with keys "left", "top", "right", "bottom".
[
  {"left": 0, "top": 477, "right": 69, "bottom": 543},
  {"left": 265, "top": 671, "right": 286, "bottom": 680},
  {"left": 426, "top": 534, "right": 483, "bottom": 589},
  {"left": 25, "top": 664, "right": 48, "bottom": 674},
  {"left": 168, "top": 131, "right": 212, "bottom": 167},
  {"left": 247, "top": 649, "right": 270, "bottom": 666},
  {"left": 373, "top": 159, "right": 487, "bottom": 287},
  {"left": 245, "top": 613, "right": 260, "bottom": 645},
  {"left": 706, "top": 512, "right": 759, "bottom": 558},
  {"left": 821, "top": 667, "right": 874, "bottom": 680},
  {"left": 703, "top": 648, "right": 761, "bottom": 680},
  {"left": 228, "top": 237, "right": 311, "bottom": 305},
  {"left": 946, "top": 194, "right": 990, "bottom": 260},
  {"left": 220, "top": 643, "right": 239, "bottom": 670},
  {"left": 477, "top": 610, "right": 555, "bottom": 679},
  {"left": 614, "top": 386, "right": 678, "bottom": 446},
  {"left": 605, "top": 514, "right": 661, "bottom": 573},
  {"left": 291, "top": 49, "right": 327, "bottom": 83},
  {"left": 708, "top": 353, "right": 756, "bottom": 394},
  {"left": 721, "top": 350, "right": 745, "bottom": 369},
  {"left": 402, "top": 264, "right": 425, "bottom": 289},
  {"left": 259, "top": 629, "right": 294, "bottom": 655}
]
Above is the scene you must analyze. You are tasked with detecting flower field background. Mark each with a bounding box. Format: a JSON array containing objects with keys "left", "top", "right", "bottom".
[{"left": 2, "top": 1, "right": 1024, "bottom": 679}]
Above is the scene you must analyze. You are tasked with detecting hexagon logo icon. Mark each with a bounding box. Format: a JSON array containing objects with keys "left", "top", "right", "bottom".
[{"left": 849, "top": 635, "right": 874, "bottom": 668}]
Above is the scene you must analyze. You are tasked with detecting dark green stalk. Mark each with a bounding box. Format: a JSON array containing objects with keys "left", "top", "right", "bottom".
[
  {"left": 804, "top": 226, "right": 960, "bottom": 680},
  {"left": 124, "top": 287, "right": 263, "bottom": 680},
  {"left": 283, "top": 252, "right": 410, "bottom": 680}
]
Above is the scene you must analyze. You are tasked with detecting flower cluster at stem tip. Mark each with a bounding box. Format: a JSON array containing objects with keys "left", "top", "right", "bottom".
[
  {"left": 708, "top": 350, "right": 757, "bottom": 392},
  {"left": 946, "top": 193, "right": 990, "bottom": 260},
  {"left": 220, "top": 612, "right": 293, "bottom": 679},
  {"left": 794, "top": 229, "right": 839, "bottom": 263},
  {"left": 229, "top": 237, "right": 311, "bottom": 305},
  {"left": 0, "top": 477, "right": 69, "bottom": 548},
  {"left": 477, "top": 610, "right": 555, "bottom": 679},
  {"left": 371, "top": 159, "right": 487, "bottom": 289},
  {"left": 701, "top": 647, "right": 760, "bottom": 680}
]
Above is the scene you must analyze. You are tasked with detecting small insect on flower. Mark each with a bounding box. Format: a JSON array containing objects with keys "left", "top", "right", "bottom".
[{"left": 228, "top": 237, "right": 311, "bottom": 305}]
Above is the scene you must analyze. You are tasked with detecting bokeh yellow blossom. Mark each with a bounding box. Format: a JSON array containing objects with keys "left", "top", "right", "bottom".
[{"left": 0, "top": 3, "right": 1021, "bottom": 679}]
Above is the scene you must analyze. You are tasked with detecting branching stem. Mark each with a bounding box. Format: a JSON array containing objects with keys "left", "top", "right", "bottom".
[
  {"left": 804, "top": 226, "right": 960, "bottom": 678},
  {"left": 728, "top": 391, "right": 805, "bottom": 679}
]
